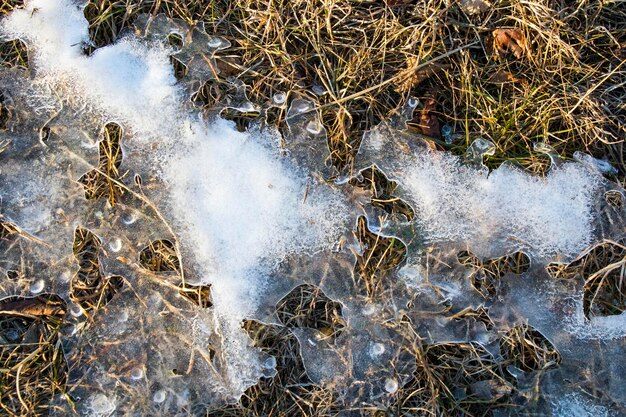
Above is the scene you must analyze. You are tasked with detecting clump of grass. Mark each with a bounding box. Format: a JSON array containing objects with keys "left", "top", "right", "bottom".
[
  {"left": 547, "top": 240, "right": 626, "bottom": 318},
  {"left": 0, "top": 39, "right": 28, "bottom": 69},
  {"left": 71, "top": 227, "right": 124, "bottom": 312},
  {"left": 0, "top": 294, "right": 68, "bottom": 417},
  {"left": 138, "top": 238, "right": 181, "bottom": 272},
  {"left": 0, "top": 91, "right": 13, "bottom": 131},
  {"left": 138, "top": 238, "right": 215, "bottom": 307},
  {"left": 392, "top": 341, "right": 513, "bottom": 416},
  {"left": 500, "top": 324, "right": 560, "bottom": 372},
  {"left": 354, "top": 216, "right": 406, "bottom": 298},
  {"left": 0, "top": 1, "right": 23, "bottom": 17},
  {"left": 458, "top": 250, "right": 530, "bottom": 298},
  {"left": 78, "top": 122, "right": 125, "bottom": 206},
  {"left": 178, "top": 282, "right": 213, "bottom": 308},
  {"left": 276, "top": 283, "right": 345, "bottom": 340},
  {"left": 350, "top": 166, "right": 414, "bottom": 220},
  {"left": 208, "top": 320, "right": 337, "bottom": 416}
]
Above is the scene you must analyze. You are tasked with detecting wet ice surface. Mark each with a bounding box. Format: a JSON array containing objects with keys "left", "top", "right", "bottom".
[{"left": 0, "top": 1, "right": 625, "bottom": 416}]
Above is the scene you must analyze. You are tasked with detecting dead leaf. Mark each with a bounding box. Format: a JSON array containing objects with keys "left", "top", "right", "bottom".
[
  {"left": 460, "top": 0, "right": 491, "bottom": 15},
  {"left": 417, "top": 97, "right": 441, "bottom": 138},
  {"left": 492, "top": 28, "right": 529, "bottom": 60},
  {"left": 396, "top": 57, "right": 450, "bottom": 95},
  {"left": 0, "top": 295, "right": 66, "bottom": 318},
  {"left": 488, "top": 70, "right": 522, "bottom": 84}
]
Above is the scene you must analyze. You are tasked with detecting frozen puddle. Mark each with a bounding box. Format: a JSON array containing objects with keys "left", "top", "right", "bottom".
[{"left": 0, "top": 1, "right": 625, "bottom": 415}]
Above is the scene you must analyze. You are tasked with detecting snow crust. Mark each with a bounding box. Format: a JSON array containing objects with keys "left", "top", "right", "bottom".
[{"left": 359, "top": 127, "right": 604, "bottom": 261}]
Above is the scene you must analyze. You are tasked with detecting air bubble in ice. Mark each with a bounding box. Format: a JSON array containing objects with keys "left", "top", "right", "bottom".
[
  {"left": 534, "top": 141, "right": 562, "bottom": 169},
  {"left": 263, "top": 356, "right": 277, "bottom": 369},
  {"left": 121, "top": 211, "right": 137, "bottom": 225},
  {"left": 89, "top": 393, "right": 116, "bottom": 416},
  {"left": 369, "top": 342, "right": 385, "bottom": 357},
  {"left": 312, "top": 85, "right": 327, "bottom": 96},
  {"left": 29, "top": 279, "right": 44, "bottom": 294},
  {"left": 207, "top": 36, "right": 230, "bottom": 50},
  {"left": 118, "top": 309, "right": 129, "bottom": 322},
  {"left": 272, "top": 92, "right": 286, "bottom": 105},
  {"left": 153, "top": 389, "right": 167, "bottom": 403},
  {"left": 464, "top": 137, "right": 495, "bottom": 168},
  {"left": 295, "top": 100, "right": 311, "bottom": 113},
  {"left": 362, "top": 304, "right": 376, "bottom": 315},
  {"left": 109, "top": 237, "right": 122, "bottom": 252},
  {"left": 70, "top": 304, "right": 83, "bottom": 317},
  {"left": 130, "top": 367, "right": 144, "bottom": 381},
  {"left": 306, "top": 120, "right": 323, "bottom": 135},
  {"left": 384, "top": 377, "right": 398, "bottom": 393}
]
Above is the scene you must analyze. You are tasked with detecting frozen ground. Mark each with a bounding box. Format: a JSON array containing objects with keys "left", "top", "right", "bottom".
[{"left": 0, "top": 1, "right": 625, "bottom": 416}]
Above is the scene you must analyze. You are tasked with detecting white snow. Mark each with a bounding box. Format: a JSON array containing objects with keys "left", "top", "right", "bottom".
[
  {"left": 1, "top": 0, "right": 349, "bottom": 395},
  {"left": 363, "top": 129, "right": 603, "bottom": 260}
]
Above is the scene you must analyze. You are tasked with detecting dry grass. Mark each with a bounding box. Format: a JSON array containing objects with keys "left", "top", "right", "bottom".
[
  {"left": 208, "top": 320, "right": 338, "bottom": 417},
  {"left": 0, "top": 0, "right": 624, "bottom": 415},
  {"left": 78, "top": 122, "right": 125, "bottom": 206},
  {"left": 276, "top": 284, "right": 346, "bottom": 340},
  {"left": 0, "top": 295, "right": 68, "bottom": 417},
  {"left": 499, "top": 324, "right": 560, "bottom": 372},
  {"left": 548, "top": 240, "right": 626, "bottom": 318},
  {"left": 392, "top": 339, "right": 514, "bottom": 417},
  {"left": 354, "top": 216, "right": 407, "bottom": 298},
  {"left": 17, "top": 0, "right": 619, "bottom": 174},
  {"left": 458, "top": 250, "right": 530, "bottom": 298},
  {"left": 71, "top": 227, "right": 125, "bottom": 313}
]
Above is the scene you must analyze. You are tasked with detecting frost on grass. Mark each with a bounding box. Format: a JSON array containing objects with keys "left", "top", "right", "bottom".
[
  {"left": 356, "top": 121, "right": 608, "bottom": 262},
  {"left": 1, "top": 1, "right": 626, "bottom": 416},
  {"left": 0, "top": 0, "right": 351, "bottom": 412}
]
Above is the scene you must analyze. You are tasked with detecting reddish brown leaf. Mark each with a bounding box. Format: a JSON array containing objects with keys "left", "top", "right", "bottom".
[
  {"left": 418, "top": 97, "right": 441, "bottom": 138},
  {"left": 488, "top": 70, "right": 523, "bottom": 84},
  {"left": 492, "top": 28, "right": 529, "bottom": 60}
]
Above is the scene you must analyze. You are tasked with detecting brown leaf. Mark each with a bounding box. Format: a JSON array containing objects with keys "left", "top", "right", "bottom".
[
  {"left": 396, "top": 58, "right": 450, "bottom": 94},
  {"left": 0, "top": 295, "right": 66, "bottom": 318},
  {"left": 459, "top": 0, "right": 492, "bottom": 15},
  {"left": 492, "top": 28, "right": 529, "bottom": 60},
  {"left": 417, "top": 97, "right": 441, "bottom": 138},
  {"left": 488, "top": 70, "right": 523, "bottom": 84}
]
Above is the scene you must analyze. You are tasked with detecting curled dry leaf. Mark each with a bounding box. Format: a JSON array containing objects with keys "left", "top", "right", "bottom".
[
  {"left": 488, "top": 70, "right": 523, "bottom": 84},
  {"left": 492, "top": 28, "right": 529, "bottom": 60},
  {"left": 460, "top": 0, "right": 492, "bottom": 15},
  {"left": 397, "top": 57, "right": 450, "bottom": 95},
  {"left": 418, "top": 97, "right": 441, "bottom": 138}
]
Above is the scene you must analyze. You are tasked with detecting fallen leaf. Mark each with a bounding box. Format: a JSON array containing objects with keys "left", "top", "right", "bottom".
[
  {"left": 0, "top": 295, "right": 66, "bottom": 318},
  {"left": 492, "top": 28, "right": 529, "bottom": 60},
  {"left": 396, "top": 57, "right": 450, "bottom": 94},
  {"left": 417, "top": 97, "right": 441, "bottom": 138},
  {"left": 460, "top": 0, "right": 491, "bottom": 15},
  {"left": 488, "top": 70, "right": 522, "bottom": 84}
]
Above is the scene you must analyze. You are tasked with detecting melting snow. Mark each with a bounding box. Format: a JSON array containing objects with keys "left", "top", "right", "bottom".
[{"left": 0, "top": 0, "right": 625, "bottom": 416}]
